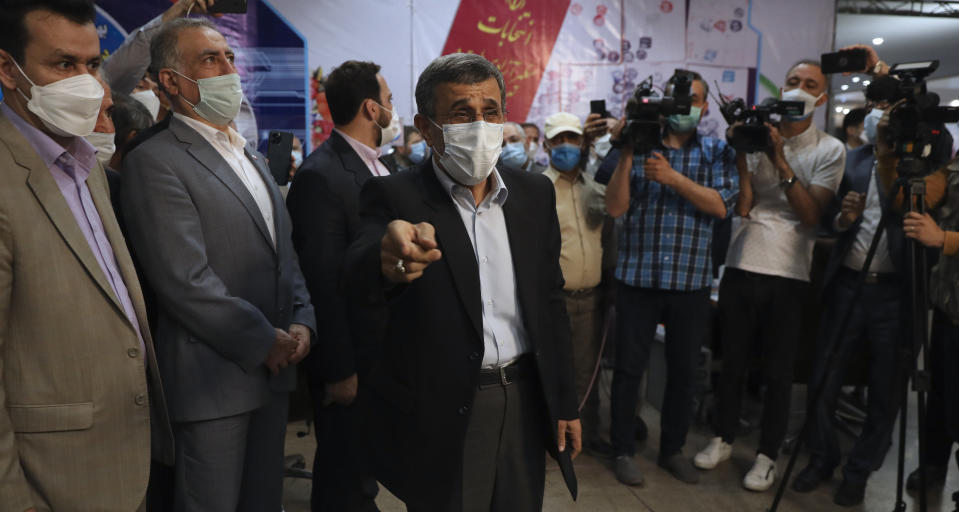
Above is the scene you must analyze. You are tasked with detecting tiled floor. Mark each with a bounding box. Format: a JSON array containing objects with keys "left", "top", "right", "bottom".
[{"left": 282, "top": 379, "right": 958, "bottom": 512}]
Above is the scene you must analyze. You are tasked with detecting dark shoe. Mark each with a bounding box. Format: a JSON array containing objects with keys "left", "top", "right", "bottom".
[
  {"left": 634, "top": 416, "right": 648, "bottom": 442},
  {"left": 658, "top": 453, "right": 700, "bottom": 484},
  {"left": 614, "top": 455, "right": 645, "bottom": 486},
  {"left": 834, "top": 479, "right": 866, "bottom": 507},
  {"left": 792, "top": 463, "right": 833, "bottom": 493},
  {"left": 906, "top": 464, "right": 947, "bottom": 492},
  {"left": 585, "top": 439, "right": 616, "bottom": 459}
]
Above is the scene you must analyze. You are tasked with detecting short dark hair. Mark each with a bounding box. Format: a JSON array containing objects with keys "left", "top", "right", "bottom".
[
  {"left": 842, "top": 107, "right": 867, "bottom": 131},
  {"left": 667, "top": 69, "right": 709, "bottom": 100},
  {"left": 111, "top": 92, "right": 155, "bottom": 156},
  {"left": 415, "top": 53, "right": 505, "bottom": 119},
  {"left": 0, "top": 0, "right": 96, "bottom": 64},
  {"left": 150, "top": 18, "right": 219, "bottom": 85},
  {"left": 520, "top": 122, "right": 540, "bottom": 137},
  {"left": 325, "top": 60, "right": 382, "bottom": 126},
  {"left": 787, "top": 59, "right": 823, "bottom": 77}
]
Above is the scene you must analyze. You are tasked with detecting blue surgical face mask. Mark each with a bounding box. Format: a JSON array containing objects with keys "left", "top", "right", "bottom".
[
  {"left": 667, "top": 105, "right": 702, "bottom": 133},
  {"left": 863, "top": 108, "right": 884, "bottom": 146},
  {"left": 550, "top": 143, "right": 582, "bottom": 172},
  {"left": 409, "top": 140, "right": 428, "bottom": 164},
  {"left": 500, "top": 141, "right": 528, "bottom": 170}
]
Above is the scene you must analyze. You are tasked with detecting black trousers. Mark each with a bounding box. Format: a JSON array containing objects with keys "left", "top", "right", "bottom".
[
  {"left": 407, "top": 372, "right": 548, "bottom": 512},
  {"left": 717, "top": 268, "right": 807, "bottom": 459},
  {"left": 609, "top": 283, "right": 711, "bottom": 458},
  {"left": 309, "top": 371, "right": 379, "bottom": 512},
  {"left": 922, "top": 311, "right": 958, "bottom": 467}
]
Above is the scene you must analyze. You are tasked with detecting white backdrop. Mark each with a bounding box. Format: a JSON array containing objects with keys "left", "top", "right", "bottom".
[{"left": 271, "top": 0, "right": 836, "bottom": 137}]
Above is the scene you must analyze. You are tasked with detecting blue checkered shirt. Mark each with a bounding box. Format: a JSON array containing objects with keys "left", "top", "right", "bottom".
[{"left": 616, "top": 134, "right": 738, "bottom": 291}]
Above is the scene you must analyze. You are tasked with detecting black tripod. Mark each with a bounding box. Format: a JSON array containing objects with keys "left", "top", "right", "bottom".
[{"left": 768, "top": 159, "right": 932, "bottom": 512}]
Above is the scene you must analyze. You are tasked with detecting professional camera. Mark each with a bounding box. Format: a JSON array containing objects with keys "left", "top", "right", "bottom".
[
  {"left": 716, "top": 97, "right": 804, "bottom": 153},
  {"left": 865, "top": 60, "right": 959, "bottom": 174},
  {"left": 620, "top": 70, "right": 693, "bottom": 154}
]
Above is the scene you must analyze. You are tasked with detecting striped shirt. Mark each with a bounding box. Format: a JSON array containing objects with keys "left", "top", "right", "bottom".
[{"left": 616, "top": 134, "right": 738, "bottom": 291}]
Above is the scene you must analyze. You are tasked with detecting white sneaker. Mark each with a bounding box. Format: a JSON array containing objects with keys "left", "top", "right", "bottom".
[
  {"left": 693, "top": 437, "right": 732, "bottom": 470},
  {"left": 743, "top": 453, "right": 777, "bottom": 491}
]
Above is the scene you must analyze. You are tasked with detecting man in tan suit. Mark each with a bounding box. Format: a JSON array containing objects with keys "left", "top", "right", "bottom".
[{"left": 0, "top": 1, "right": 172, "bottom": 511}]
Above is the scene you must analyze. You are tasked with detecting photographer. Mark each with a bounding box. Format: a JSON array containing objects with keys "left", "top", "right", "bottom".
[
  {"left": 605, "top": 70, "right": 738, "bottom": 487},
  {"left": 874, "top": 107, "right": 959, "bottom": 495},
  {"left": 694, "top": 60, "right": 846, "bottom": 492}
]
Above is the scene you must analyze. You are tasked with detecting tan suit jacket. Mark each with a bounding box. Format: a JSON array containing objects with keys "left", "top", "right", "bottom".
[{"left": 0, "top": 110, "right": 173, "bottom": 511}]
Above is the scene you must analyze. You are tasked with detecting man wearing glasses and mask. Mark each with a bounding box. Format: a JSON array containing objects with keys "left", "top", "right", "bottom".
[{"left": 344, "top": 53, "right": 580, "bottom": 511}]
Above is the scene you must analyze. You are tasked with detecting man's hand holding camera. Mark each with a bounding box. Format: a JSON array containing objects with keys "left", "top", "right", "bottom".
[
  {"left": 837, "top": 191, "right": 866, "bottom": 230},
  {"left": 904, "top": 212, "right": 945, "bottom": 248},
  {"left": 644, "top": 152, "right": 679, "bottom": 187}
]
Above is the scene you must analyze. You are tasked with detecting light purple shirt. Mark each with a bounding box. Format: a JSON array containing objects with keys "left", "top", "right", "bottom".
[
  {"left": 3, "top": 103, "right": 145, "bottom": 349},
  {"left": 334, "top": 128, "right": 391, "bottom": 177}
]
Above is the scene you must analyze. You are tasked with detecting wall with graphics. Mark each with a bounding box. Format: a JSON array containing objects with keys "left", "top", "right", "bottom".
[{"left": 88, "top": 0, "right": 835, "bottom": 150}]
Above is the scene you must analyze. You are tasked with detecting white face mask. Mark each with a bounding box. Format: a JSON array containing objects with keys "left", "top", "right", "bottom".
[
  {"left": 863, "top": 108, "right": 884, "bottom": 145},
  {"left": 172, "top": 70, "right": 243, "bottom": 126},
  {"left": 84, "top": 132, "right": 116, "bottom": 167},
  {"left": 375, "top": 101, "right": 400, "bottom": 146},
  {"left": 291, "top": 149, "right": 303, "bottom": 168},
  {"left": 12, "top": 60, "right": 104, "bottom": 138},
  {"left": 594, "top": 133, "right": 613, "bottom": 158},
  {"left": 526, "top": 140, "right": 538, "bottom": 159},
  {"left": 131, "top": 89, "right": 161, "bottom": 121},
  {"left": 781, "top": 87, "right": 824, "bottom": 121},
  {"left": 431, "top": 119, "right": 503, "bottom": 186}
]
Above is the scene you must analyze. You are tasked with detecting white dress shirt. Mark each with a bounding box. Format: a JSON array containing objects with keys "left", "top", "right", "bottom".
[
  {"left": 432, "top": 159, "right": 530, "bottom": 368},
  {"left": 175, "top": 113, "right": 276, "bottom": 246}
]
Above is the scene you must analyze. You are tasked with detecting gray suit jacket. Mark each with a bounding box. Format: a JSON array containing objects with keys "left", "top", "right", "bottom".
[{"left": 121, "top": 115, "right": 315, "bottom": 423}]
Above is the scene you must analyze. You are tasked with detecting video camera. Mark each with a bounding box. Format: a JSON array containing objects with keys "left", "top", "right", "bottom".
[
  {"left": 864, "top": 60, "right": 959, "bottom": 173},
  {"left": 620, "top": 69, "right": 693, "bottom": 154},
  {"left": 716, "top": 96, "right": 805, "bottom": 153}
]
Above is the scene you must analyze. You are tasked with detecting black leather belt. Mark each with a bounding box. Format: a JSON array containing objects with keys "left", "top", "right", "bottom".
[
  {"left": 840, "top": 266, "right": 898, "bottom": 285},
  {"left": 478, "top": 355, "right": 535, "bottom": 386},
  {"left": 563, "top": 287, "right": 598, "bottom": 297}
]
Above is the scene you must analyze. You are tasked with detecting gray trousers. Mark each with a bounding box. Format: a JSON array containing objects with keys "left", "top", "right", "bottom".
[
  {"left": 409, "top": 375, "right": 547, "bottom": 512},
  {"left": 172, "top": 392, "right": 289, "bottom": 512},
  {"left": 564, "top": 290, "right": 603, "bottom": 443}
]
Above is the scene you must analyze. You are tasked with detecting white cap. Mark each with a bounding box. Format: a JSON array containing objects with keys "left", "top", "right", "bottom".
[{"left": 544, "top": 112, "right": 583, "bottom": 140}]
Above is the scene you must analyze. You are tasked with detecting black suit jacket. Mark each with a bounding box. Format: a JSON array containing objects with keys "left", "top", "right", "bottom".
[
  {"left": 821, "top": 144, "right": 905, "bottom": 292},
  {"left": 287, "top": 131, "right": 395, "bottom": 382},
  {"left": 344, "top": 161, "right": 578, "bottom": 508}
]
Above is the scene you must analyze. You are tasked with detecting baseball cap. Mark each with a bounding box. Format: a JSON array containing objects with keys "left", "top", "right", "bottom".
[{"left": 544, "top": 112, "right": 583, "bottom": 139}]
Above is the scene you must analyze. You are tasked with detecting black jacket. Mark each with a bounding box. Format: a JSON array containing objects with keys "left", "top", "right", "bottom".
[
  {"left": 344, "top": 161, "right": 578, "bottom": 508},
  {"left": 287, "top": 131, "right": 396, "bottom": 382}
]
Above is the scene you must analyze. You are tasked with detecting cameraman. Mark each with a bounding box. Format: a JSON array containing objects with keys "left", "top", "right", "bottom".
[
  {"left": 605, "top": 70, "right": 738, "bottom": 487},
  {"left": 694, "top": 60, "right": 846, "bottom": 492},
  {"left": 874, "top": 108, "right": 959, "bottom": 495}
]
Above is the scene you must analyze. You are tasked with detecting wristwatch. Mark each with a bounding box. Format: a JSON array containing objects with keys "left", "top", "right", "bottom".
[{"left": 780, "top": 175, "right": 798, "bottom": 189}]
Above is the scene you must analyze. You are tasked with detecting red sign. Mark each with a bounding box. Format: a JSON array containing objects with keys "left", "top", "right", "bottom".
[{"left": 441, "top": 0, "right": 571, "bottom": 121}]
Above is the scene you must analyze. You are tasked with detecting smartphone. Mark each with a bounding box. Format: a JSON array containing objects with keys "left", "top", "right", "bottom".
[
  {"left": 266, "top": 131, "right": 294, "bottom": 186},
  {"left": 821, "top": 49, "right": 868, "bottom": 74},
  {"left": 590, "top": 99, "right": 609, "bottom": 118},
  {"left": 208, "top": 0, "right": 248, "bottom": 14}
]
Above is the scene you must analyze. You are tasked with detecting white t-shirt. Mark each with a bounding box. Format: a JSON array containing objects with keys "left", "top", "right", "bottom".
[{"left": 725, "top": 123, "right": 846, "bottom": 281}]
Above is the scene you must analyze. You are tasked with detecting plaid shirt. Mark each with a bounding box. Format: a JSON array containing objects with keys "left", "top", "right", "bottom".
[{"left": 616, "top": 134, "right": 738, "bottom": 291}]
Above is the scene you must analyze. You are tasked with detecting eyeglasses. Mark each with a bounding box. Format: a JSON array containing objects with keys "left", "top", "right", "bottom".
[{"left": 442, "top": 108, "right": 508, "bottom": 124}]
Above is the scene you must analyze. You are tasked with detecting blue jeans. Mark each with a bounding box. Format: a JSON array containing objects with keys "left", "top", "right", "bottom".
[
  {"left": 806, "top": 269, "right": 904, "bottom": 483},
  {"left": 609, "top": 282, "right": 711, "bottom": 458}
]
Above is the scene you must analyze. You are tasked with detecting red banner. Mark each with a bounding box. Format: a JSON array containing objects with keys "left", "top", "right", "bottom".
[{"left": 442, "top": 0, "right": 571, "bottom": 122}]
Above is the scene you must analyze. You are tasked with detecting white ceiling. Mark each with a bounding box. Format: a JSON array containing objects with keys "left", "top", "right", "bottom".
[{"left": 831, "top": 13, "right": 959, "bottom": 108}]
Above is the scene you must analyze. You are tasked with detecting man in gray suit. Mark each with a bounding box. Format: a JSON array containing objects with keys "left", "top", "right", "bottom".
[{"left": 120, "top": 18, "right": 315, "bottom": 512}]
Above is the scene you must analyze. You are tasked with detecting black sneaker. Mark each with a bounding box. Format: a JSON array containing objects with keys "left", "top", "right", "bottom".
[
  {"left": 906, "top": 464, "right": 947, "bottom": 492},
  {"left": 792, "top": 463, "right": 833, "bottom": 493},
  {"left": 834, "top": 478, "right": 866, "bottom": 507}
]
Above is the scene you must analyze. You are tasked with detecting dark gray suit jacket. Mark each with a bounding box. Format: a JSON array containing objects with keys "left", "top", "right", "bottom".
[{"left": 121, "top": 115, "right": 315, "bottom": 423}]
